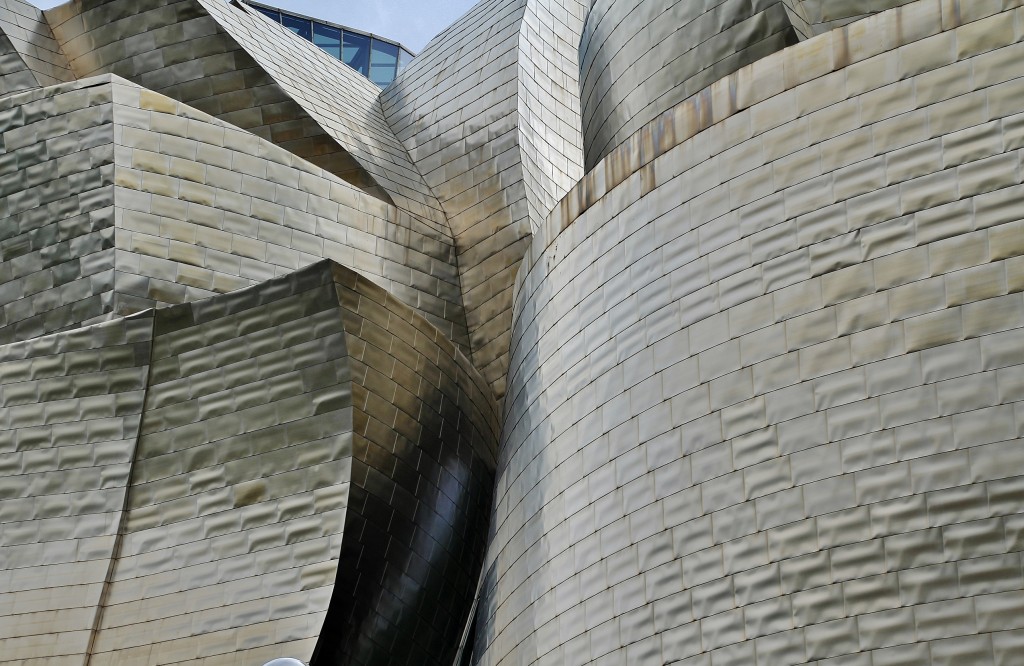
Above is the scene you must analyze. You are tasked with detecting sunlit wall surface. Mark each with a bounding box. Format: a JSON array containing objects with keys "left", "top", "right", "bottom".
[{"left": 246, "top": 0, "right": 414, "bottom": 86}]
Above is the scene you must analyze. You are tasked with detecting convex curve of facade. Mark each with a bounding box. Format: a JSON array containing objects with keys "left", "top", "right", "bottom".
[{"left": 1, "top": 0, "right": 1023, "bottom": 665}]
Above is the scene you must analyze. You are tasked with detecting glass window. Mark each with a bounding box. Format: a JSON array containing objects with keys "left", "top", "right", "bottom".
[
  {"left": 342, "top": 30, "right": 370, "bottom": 76},
  {"left": 313, "top": 22, "right": 342, "bottom": 59},
  {"left": 251, "top": 5, "right": 280, "bottom": 22},
  {"left": 397, "top": 48, "right": 413, "bottom": 75},
  {"left": 281, "top": 13, "right": 312, "bottom": 40},
  {"left": 369, "top": 39, "right": 399, "bottom": 87}
]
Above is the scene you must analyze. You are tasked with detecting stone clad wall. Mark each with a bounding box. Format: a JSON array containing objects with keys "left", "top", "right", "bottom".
[{"left": 477, "top": 2, "right": 1024, "bottom": 664}]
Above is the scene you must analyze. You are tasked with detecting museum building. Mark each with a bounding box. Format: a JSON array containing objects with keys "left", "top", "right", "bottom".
[{"left": 0, "top": 0, "right": 1023, "bottom": 665}]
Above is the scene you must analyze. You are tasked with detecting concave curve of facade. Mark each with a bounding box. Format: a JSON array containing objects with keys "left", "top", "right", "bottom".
[
  {"left": 2, "top": 0, "right": 1024, "bottom": 664},
  {"left": 476, "top": 1, "right": 1024, "bottom": 664}
]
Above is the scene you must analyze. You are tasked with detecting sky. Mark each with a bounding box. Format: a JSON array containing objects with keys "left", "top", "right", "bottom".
[{"left": 31, "top": 0, "right": 480, "bottom": 52}]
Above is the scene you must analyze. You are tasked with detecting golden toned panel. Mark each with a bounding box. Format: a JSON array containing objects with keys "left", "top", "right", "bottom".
[{"left": 43, "top": 0, "right": 389, "bottom": 203}]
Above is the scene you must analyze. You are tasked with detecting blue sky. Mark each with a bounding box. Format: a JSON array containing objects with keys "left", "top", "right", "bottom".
[{"left": 33, "top": 0, "right": 480, "bottom": 52}]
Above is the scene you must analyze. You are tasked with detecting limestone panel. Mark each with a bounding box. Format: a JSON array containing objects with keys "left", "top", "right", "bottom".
[
  {"left": 477, "top": 2, "right": 1024, "bottom": 664},
  {"left": 0, "top": 314, "right": 153, "bottom": 666},
  {"left": 0, "top": 75, "right": 469, "bottom": 351}
]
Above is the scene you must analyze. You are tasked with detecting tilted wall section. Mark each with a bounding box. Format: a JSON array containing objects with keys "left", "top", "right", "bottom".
[
  {"left": 578, "top": 0, "right": 917, "bottom": 170},
  {"left": 89, "top": 264, "right": 357, "bottom": 666},
  {"left": 0, "top": 315, "right": 153, "bottom": 666},
  {"left": 43, "top": 0, "right": 391, "bottom": 202},
  {"left": 0, "top": 259, "right": 500, "bottom": 666},
  {"left": 382, "top": 0, "right": 586, "bottom": 398},
  {"left": 477, "top": 2, "right": 1024, "bottom": 664},
  {"left": 0, "top": 0, "right": 73, "bottom": 94},
  {"left": 0, "top": 75, "right": 469, "bottom": 352}
]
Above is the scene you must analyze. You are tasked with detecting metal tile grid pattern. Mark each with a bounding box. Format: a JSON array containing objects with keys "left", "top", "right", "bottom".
[
  {"left": 0, "top": 0, "right": 73, "bottom": 89},
  {"left": 88, "top": 263, "right": 356, "bottom": 666},
  {"left": 478, "top": 2, "right": 1024, "bottom": 664},
  {"left": 0, "top": 315, "right": 153, "bottom": 666},
  {"left": 104, "top": 75, "right": 470, "bottom": 352},
  {"left": 43, "top": 0, "right": 389, "bottom": 202},
  {"left": 0, "top": 74, "right": 470, "bottom": 352},
  {"left": 799, "top": 0, "right": 920, "bottom": 32},
  {"left": 0, "top": 257, "right": 500, "bottom": 665},
  {"left": 315, "top": 265, "right": 499, "bottom": 666},
  {"left": 382, "top": 0, "right": 587, "bottom": 398},
  {"left": 518, "top": 0, "right": 586, "bottom": 232},
  {"left": 580, "top": 0, "right": 805, "bottom": 171},
  {"left": 198, "top": 0, "right": 453, "bottom": 231},
  {"left": 0, "top": 78, "right": 118, "bottom": 344}
]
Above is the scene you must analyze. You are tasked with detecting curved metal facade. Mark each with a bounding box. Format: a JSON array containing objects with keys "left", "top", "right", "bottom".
[
  {"left": 477, "top": 2, "right": 1024, "bottom": 664},
  {"left": 2, "top": 0, "right": 1024, "bottom": 664}
]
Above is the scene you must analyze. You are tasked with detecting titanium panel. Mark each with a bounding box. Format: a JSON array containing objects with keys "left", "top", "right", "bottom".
[
  {"left": 0, "top": 75, "right": 470, "bottom": 352},
  {"left": 0, "top": 0, "right": 73, "bottom": 90},
  {"left": 43, "top": 0, "right": 391, "bottom": 204},
  {"left": 476, "top": 2, "right": 1024, "bottom": 664},
  {"left": 382, "top": 0, "right": 587, "bottom": 398},
  {"left": 0, "top": 314, "right": 153, "bottom": 666},
  {"left": 579, "top": 0, "right": 915, "bottom": 170},
  {"left": 0, "top": 259, "right": 499, "bottom": 665}
]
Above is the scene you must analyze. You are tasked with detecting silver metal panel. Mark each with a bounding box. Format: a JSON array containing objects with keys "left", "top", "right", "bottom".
[{"left": 478, "top": 2, "right": 1024, "bottom": 664}]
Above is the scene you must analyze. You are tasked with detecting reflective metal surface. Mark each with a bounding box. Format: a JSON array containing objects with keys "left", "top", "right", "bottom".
[
  {"left": 477, "top": 1, "right": 1024, "bottom": 664},
  {"left": 3, "top": 0, "right": 1024, "bottom": 664},
  {"left": 579, "top": 0, "right": 914, "bottom": 170},
  {"left": 383, "top": 0, "right": 587, "bottom": 398}
]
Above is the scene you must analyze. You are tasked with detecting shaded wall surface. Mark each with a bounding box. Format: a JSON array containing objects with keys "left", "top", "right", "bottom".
[
  {"left": 0, "top": 260, "right": 499, "bottom": 665},
  {"left": 382, "top": 0, "right": 587, "bottom": 398},
  {"left": 0, "top": 75, "right": 469, "bottom": 352},
  {"left": 578, "top": 0, "right": 914, "bottom": 170},
  {"left": 477, "top": 1, "right": 1024, "bottom": 664}
]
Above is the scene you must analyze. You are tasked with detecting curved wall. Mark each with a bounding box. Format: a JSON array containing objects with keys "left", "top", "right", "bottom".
[
  {"left": 0, "top": 259, "right": 499, "bottom": 666},
  {"left": 43, "top": 0, "right": 408, "bottom": 209},
  {"left": 382, "top": 0, "right": 587, "bottom": 397},
  {"left": 477, "top": 2, "right": 1024, "bottom": 664},
  {"left": 579, "top": 0, "right": 806, "bottom": 170},
  {"left": 0, "top": 76, "right": 469, "bottom": 352}
]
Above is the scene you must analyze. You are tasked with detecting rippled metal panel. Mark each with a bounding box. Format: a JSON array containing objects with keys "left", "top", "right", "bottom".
[
  {"left": 314, "top": 264, "right": 499, "bottom": 666},
  {"left": 382, "top": 0, "right": 587, "bottom": 398},
  {"left": 89, "top": 263, "right": 356, "bottom": 665},
  {"left": 0, "top": 258, "right": 499, "bottom": 665},
  {"left": 0, "top": 78, "right": 117, "bottom": 344},
  {"left": 0, "top": 314, "right": 153, "bottom": 666},
  {"left": 0, "top": 74, "right": 469, "bottom": 351},
  {"left": 0, "top": 0, "right": 73, "bottom": 92},
  {"left": 196, "top": 0, "right": 452, "bottom": 230},
  {"left": 579, "top": 0, "right": 915, "bottom": 171},
  {"left": 477, "top": 1, "right": 1024, "bottom": 664},
  {"left": 42, "top": 0, "right": 389, "bottom": 203}
]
